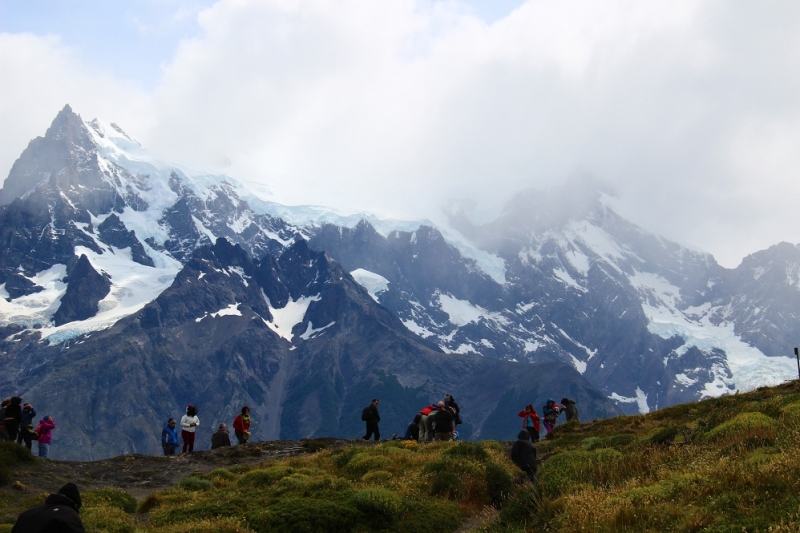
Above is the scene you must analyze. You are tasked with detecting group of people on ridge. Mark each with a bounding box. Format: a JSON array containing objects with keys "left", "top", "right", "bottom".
[
  {"left": 363, "top": 394, "right": 463, "bottom": 442},
  {"left": 161, "top": 404, "right": 251, "bottom": 455},
  {"left": 0, "top": 396, "right": 56, "bottom": 458},
  {"left": 511, "top": 397, "right": 579, "bottom": 481}
]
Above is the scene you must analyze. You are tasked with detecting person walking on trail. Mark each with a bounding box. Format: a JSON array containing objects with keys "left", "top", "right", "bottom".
[
  {"left": 211, "top": 423, "right": 232, "bottom": 449},
  {"left": 362, "top": 399, "right": 381, "bottom": 441},
  {"left": 12, "top": 482, "right": 85, "bottom": 533},
  {"left": 511, "top": 430, "right": 538, "bottom": 482},
  {"left": 4, "top": 396, "right": 22, "bottom": 442},
  {"left": 542, "top": 399, "right": 560, "bottom": 436},
  {"left": 418, "top": 403, "right": 437, "bottom": 443},
  {"left": 518, "top": 404, "right": 541, "bottom": 442},
  {"left": 161, "top": 418, "right": 179, "bottom": 456},
  {"left": 432, "top": 401, "right": 456, "bottom": 441},
  {"left": 181, "top": 404, "right": 200, "bottom": 453},
  {"left": 233, "top": 406, "right": 251, "bottom": 445},
  {"left": 17, "top": 402, "right": 37, "bottom": 449},
  {"left": 36, "top": 415, "right": 56, "bottom": 458},
  {"left": 561, "top": 398, "right": 579, "bottom": 422}
]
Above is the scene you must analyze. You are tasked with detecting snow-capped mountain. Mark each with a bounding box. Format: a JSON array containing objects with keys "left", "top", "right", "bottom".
[{"left": 1, "top": 104, "right": 797, "bottom": 433}]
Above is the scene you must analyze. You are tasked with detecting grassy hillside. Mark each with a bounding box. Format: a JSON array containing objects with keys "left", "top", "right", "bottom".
[{"left": 1, "top": 380, "right": 799, "bottom": 532}]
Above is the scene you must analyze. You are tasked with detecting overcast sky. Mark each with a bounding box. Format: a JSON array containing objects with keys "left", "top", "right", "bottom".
[{"left": 1, "top": 0, "right": 799, "bottom": 268}]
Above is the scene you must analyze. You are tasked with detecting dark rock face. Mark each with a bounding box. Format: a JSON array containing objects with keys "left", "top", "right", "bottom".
[
  {"left": 97, "top": 214, "right": 154, "bottom": 267},
  {"left": 53, "top": 254, "right": 111, "bottom": 325},
  {"left": 0, "top": 238, "right": 620, "bottom": 460}
]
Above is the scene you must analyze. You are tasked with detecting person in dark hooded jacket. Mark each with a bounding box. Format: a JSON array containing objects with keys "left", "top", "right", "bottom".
[
  {"left": 12, "top": 482, "right": 85, "bottom": 532},
  {"left": 510, "top": 430, "right": 537, "bottom": 482},
  {"left": 4, "top": 396, "right": 22, "bottom": 442},
  {"left": 561, "top": 398, "right": 579, "bottom": 422}
]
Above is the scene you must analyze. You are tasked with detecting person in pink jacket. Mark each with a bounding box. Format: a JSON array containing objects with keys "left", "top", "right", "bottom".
[{"left": 36, "top": 415, "right": 56, "bottom": 458}]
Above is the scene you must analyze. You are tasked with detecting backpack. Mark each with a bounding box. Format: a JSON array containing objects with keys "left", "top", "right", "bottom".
[
  {"left": 361, "top": 407, "right": 370, "bottom": 421},
  {"left": 30, "top": 423, "right": 40, "bottom": 440}
]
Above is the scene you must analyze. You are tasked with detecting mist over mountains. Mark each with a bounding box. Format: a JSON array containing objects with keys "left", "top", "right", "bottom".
[{"left": 0, "top": 105, "right": 797, "bottom": 459}]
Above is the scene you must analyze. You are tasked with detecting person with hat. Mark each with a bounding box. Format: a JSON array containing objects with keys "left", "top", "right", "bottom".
[
  {"left": 36, "top": 415, "right": 56, "bottom": 458},
  {"left": 180, "top": 404, "right": 200, "bottom": 453},
  {"left": 510, "top": 430, "right": 538, "bottom": 482},
  {"left": 12, "top": 482, "right": 85, "bottom": 532},
  {"left": 161, "top": 418, "right": 179, "bottom": 456},
  {"left": 17, "top": 402, "right": 37, "bottom": 450}
]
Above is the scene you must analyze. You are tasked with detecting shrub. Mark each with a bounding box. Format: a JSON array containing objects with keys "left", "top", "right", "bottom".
[
  {"left": 343, "top": 454, "right": 390, "bottom": 479},
  {"left": 80, "top": 503, "right": 138, "bottom": 533},
  {"left": 82, "top": 488, "right": 137, "bottom": 513},
  {"left": 537, "top": 448, "right": 625, "bottom": 496},
  {"left": 442, "top": 442, "right": 490, "bottom": 462},
  {"left": 147, "top": 517, "right": 253, "bottom": 532},
  {"left": 485, "top": 462, "right": 515, "bottom": 505},
  {"left": 353, "top": 487, "right": 404, "bottom": 524},
  {"left": 178, "top": 477, "right": 214, "bottom": 492},
  {"left": 0, "top": 441, "right": 35, "bottom": 485},
  {"left": 703, "top": 412, "right": 778, "bottom": 446},
  {"left": 247, "top": 495, "right": 360, "bottom": 533},
  {"left": 497, "top": 485, "right": 541, "bottom": 527},
  {"left": 237, "top": 465, "right": 294, "bottom": 488},
  {"left": 649, "top": 426, "right": 679, "bottom": 446},
  {"left": 137, "top": 493, "right": 164, "bottom": 513}
]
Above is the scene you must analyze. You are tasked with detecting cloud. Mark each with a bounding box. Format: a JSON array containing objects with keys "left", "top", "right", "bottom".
[{"left": 2, "top": 0, "right": 800, "bottom": 267}]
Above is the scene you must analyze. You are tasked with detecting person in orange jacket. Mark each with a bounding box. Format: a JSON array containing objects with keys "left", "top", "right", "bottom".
[
  {"left": 518, "top": 404, "right": 540, "bottom": 442},
  {"left": 232, "top": 406, "right": 251, "bottom": 445}
]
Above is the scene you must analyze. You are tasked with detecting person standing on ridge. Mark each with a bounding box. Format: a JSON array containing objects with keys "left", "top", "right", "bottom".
[
  {"left": 362, "top": 399, "right": 381, "bottom": 441},
  {"left": 444, "top": 394, "right": 461, "bottom": 426},
  {"left": 36, "top": 415, "right": 56, "bottom": 458},
  {"left": 4, "top": 396, "right": 22, "bottom": 442},
  {"left": 211, "top": 423, "right": 232, "bottom": 449},
  {"left": 561, "top": 398, "right": 579, "bottom": 422},
  {"left": 432, "top": 401, "right": 455, "bottom": 441},
  {"left": 17, "top": 402, "right": 37, "bottom": 450},
  {"left": 542, "top": 399, "right": 560, "bottom": 436},
  {"left": 233, "top": 406, "right": 251, "bottom": 445},
  {"left": 181, "top": 404, "right": 200, "bottom": 453},
  {"left": 0, "top": 398, "right": 10, "bottom": 441},
  {"left": 518, "top": 404, "right": 541, "bottom": 442},
  {"left": 161, "top": 418, "right": 179, "bottom": 456},
  {"left": 12, "top": 482, "right": 85, "bottom": 532}
]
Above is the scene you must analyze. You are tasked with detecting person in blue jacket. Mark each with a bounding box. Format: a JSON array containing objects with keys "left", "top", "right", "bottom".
[
  {"left": 542, "top": 399, "right": 561, "bottom": 436},
  {"left": 161, "top": 418, "right": 179, "bottom": 456}
]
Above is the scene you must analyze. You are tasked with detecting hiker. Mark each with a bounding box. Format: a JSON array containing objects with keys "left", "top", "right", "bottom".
[
  {"left": 161, "top": 418, "right": 179, "bottom": 456},
  {"left": 36, "top": 415, "right": 56, "bottom": 458},
  {"left": 211, "top": 423, "right": 232, "bottom": 449},
  {"left": 403, "top": 414, "right": 421, "bottom": 441},
  {"left": 181, "top": 404, "right": 200, "bottom": 453},
  {"left": 4, "top": 396, "right": 22, "bottom": 442},
  {"left": 518, "top": 404, "right": 541, "bottom": 442},
  {"left": 17, "top": 402, "right": 37, "bottom": 450},
  {"left": 432, "top": 401, "right": 455, "bottom": 441},
  {"left": 232, "top": 406, "right": 251, "bottom": 445},
  {"left": 418, "top": 403, "right": 437, "bottom": 442},
  {"left": 0, "top": 398, "right": 10, "bottom": 441},
  {"left": 561, "top": 398, "right": 579, "bottom": 422},
  {"left": 510, "top": 430, "right": 537, "bottom": 482},
  {"left": 542, "top": 399, "right": 560, "bottom": 436},
  {"left": 444, "top": 394, "right": 462, "bottom": 426},
  {"left": 11, "top": 482, "right": 85, "bottom": 533},
  {"left": 362, "top": 399, "right": 381, "bottom": 441}
]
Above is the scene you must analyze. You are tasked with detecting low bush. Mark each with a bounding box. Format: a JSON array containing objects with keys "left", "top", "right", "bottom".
[
  {"left": 82, "top": 488, "right": 137, "bottom": 513},
  {"left": 178, "top": 477, "right": 213, "bottom": 492},
  {"left": 0, "top": 441, "right": 36, "bottom": 485}
]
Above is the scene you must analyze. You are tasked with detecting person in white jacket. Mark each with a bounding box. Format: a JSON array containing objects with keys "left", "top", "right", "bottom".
[{"left": 180, "top": 404, "right": 200, "bottom": 453}]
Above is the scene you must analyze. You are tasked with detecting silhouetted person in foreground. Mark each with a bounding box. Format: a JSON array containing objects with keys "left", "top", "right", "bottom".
[
  {"left": 511, "top": 430, "right": 537, "bottom": 482},
  {"left": 12, "top": 482, "right": 85, "bottom": 532}
]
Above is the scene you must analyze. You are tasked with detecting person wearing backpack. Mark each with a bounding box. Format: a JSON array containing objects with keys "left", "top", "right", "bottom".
[
  {"left": 17, "top": 402, "right": 37, "bottom": 450},
  {"left": 36, "top": 415, "right": 56, "bottom": 458},
  {"left": 361, "top": 399, "right": 380, "bottom": 441},
  {"left": 542, "top": 399, "right": 560, "bottom": 436},
  {"left": 232, "top": 406, "right": 251, "bottom": 445},
  {"left": 518, "top": 404, "right": 540, "bottom": 442},
  {"left": 161, "top": 418, "right": 179, "bottom": 456}
]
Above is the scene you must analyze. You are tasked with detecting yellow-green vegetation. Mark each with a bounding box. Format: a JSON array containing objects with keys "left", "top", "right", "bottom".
[{"left": 491, "top": 381, "right": 800, "bottom": 532}]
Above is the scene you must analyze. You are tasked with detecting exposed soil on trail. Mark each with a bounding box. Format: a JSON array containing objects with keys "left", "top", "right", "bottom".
[{"left": 2, "top": 438, "right": 363, "bottom": 500}]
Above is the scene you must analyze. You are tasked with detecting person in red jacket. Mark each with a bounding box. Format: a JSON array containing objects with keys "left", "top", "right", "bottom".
[
  {"left": 232, "top": 406, "right": 251, "bottom": 445},
  {"left": 417, "top": 403, "right": 437, "bottom": 443},
  {"left": 518, "top": 404, "right": 541, "bottom": 442}
]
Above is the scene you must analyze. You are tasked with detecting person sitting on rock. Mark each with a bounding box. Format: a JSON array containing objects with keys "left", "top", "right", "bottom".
[
  {"left": 12, "top": 482, "right": 85, "bottom": 532},
  {"left": 211, "top": 423, "right": 232, "bottom": 449}
]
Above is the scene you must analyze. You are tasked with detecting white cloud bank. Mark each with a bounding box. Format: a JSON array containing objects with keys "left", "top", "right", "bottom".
[{"left": 2, "top": 0, "right": 800, "bottom": 267}]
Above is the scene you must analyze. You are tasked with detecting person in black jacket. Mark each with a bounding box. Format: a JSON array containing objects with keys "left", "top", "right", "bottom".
[
  {"left": 211, "top": 423, "right": 232, "bottom": 449},
  {"left": 4, "top": 396, "right": 22, "bottom": 442},
  {"left": 12, "top": 482, "right": 85, "bottom": 532},
  {"left": 510, "top": 430, "right": 537, "bottom": 482},
  {"left": 362, "top": 399, "right": 380, "bottom": 441},
  {"left": 561, "top": 398, "right": 579, "bottom": 422},
  {"left": 444, "top": 394, "right": 461, "bottom": 426}
]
